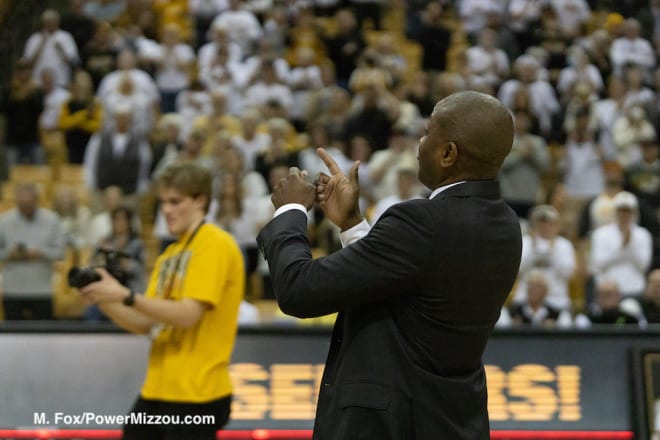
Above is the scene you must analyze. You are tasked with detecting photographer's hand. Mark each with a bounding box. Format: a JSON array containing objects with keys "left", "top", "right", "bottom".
[{"left": 80, "top": 268, "right": 129, "bottom": 304}]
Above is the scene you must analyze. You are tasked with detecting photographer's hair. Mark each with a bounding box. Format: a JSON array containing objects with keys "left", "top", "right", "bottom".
[
  {"left": 110, "top": 205, "right": 138, "bottom": 239},
  {"left": 157, "top": 162, "right": 213, "bottom": 213}
]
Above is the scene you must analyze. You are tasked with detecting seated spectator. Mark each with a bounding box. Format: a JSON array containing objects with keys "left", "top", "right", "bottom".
[
  {"left": 152, "top": 128, "right": 216, "bottom": 178},
  {"left": 52, "top": 185, "right": 92, "bottom": 251},
  {"left": 0, "top": 183, "right": 65, "bottom": 319},
  {"left": 590, "top": 191, "right": 653, "bottom": 299},
  {"left": 513, "top": 205, "right": 576, "bottom": 311},
  {"left": 87, "top": 186, "right": 141, "bottom": 248},
  {"left": 501, "top": 269, "right": 572, "bottom": 328},
  {"left": 59, "top": 70, "right": 103, "bottom": 164},
  {"left": 639, "top": 269, "right": 660, "bottom": 323},
  {"left": 576, "top": 278, "right": 642, "bottom": 326},
  {"left": 84, "top": 206, "right": 146, "bottom": 321}
]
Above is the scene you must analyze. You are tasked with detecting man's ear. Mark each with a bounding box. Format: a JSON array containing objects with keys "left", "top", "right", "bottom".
[{"left": 440, "top": 141, "right": 458, "bottom": 167}]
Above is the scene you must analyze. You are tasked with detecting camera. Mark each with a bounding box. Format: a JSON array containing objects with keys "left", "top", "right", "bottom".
[{"left": 68, "top": 248, "right": 131, "bottom": 289}]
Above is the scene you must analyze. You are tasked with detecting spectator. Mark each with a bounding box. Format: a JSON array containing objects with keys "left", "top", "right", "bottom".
[
  {"left": 60, "top": 0, "right": 97, "bottom": 55},
  {"left": 590, "top": 191, "right": 653, "bottom": 298},
  {"left": 458, "top": 0, "right": 507, "bottom": 44},
  {"left": 87, "top": 186, "right": 131, "bottom": 247},
  {"left": 52, "top": 184, "right": 92, "bottom": 251},
  {"left": 210, "top": 0, "right": 262, "bottom": 57},
  {"left": 320, "top": 9, "right": 366, "bottom": 89},
  {"left": 610, "top": 18, "right": 655, "bottom": 77},
  {"left": 513, "top": 205, "right": 577, "bottom": 311},
  {"left": 189, "top": 0, "right": 228, "bottom": 49},
  {"left": 499, "top": 110, "right": 551, "bottom": 219},
  {"left": 0, "top": 59, "right": 45, "bottom": 166},
  {"left": 84, "top": 206, "right": 146, "bottom": 321},
  {"left": 100, "top": 71, "right": 155, "bottom": 137},
  {"left": 499, "top": 55, "right": 560, "bottom": 137},
  {"left": 81, "top": 21, "right": 121, "bottom": 90},
  {"left": 623, "top": 64, "right": 655, "bottom": 116},
  {"left": 639, "top": 269, "right": 660, "bottom": 323},
  {"left": 557, "top": 45, "right": 604, "bottom": 102},
  {"left": 577, "top": 162, "right": 627, "bottom": 240},
  {"left": 231, "top": 109, "right": 270, "bottom": 172},
  {"left": 0, "top": 183, "right": 65, "bottom": 320},
  {"left": 254, "top": 119, "right": 300, "bottom": 186},
  {"left": 192, "top": 89, "right": 242, "bottom": 155},
  {"left": 243, "top": 58, "right": 294, "bottom": 115},
  {"left": 369, "top": 166, "right": 423, "bottom": 225},
  {"left": 548, "top": 0, "right": 591, "bottom": 39},
  {"left": 466, "top": 27, "right": 510, "bottom": 89},
  {"left": 150, "top": 113, "right": 183, "bottom": 179},
  {"left": 612, "top": 104, "right": 656, "bottom": 170},
  {"left": 154, "top": 23, "right": 195, "bottom": 114},
  {"left": 508, "top": 0, "right": 544, "bottom": 52},
  {"left": 287, "top": 47, "right": 324, "bottom": 128},
  {"left": 175, "top": 79, "right": 213, "bottom": 141},
  {"left": 559, "top": 106, "right": 606, "bottom": 200},
  {"left": 198, "top": 22, "right": 242, "bottom": 77},
  {"left": 414, "top": 2, "right": 451, "bottom": 73},
  {"left": 23, "top": 9, "right": 79, "bottom": 87},
  {"left": 344, "top": 83, "right": 395, "bottom": 151},
  {"left": 59, "top": 70, "right": 103, "bottom": 164},
  {"left": 38, "top": 68, "right": 71, "bottom": 161},
  {"left": 366, "top": 128, "right": 418, "bottom": 202},
  {"left": 594, "top": 75, "right": 628, "bottom": 160},
  {"left": 83, "top": 103, "right": 152, "bottom": 212},
  {"left": 626, "top": 136, "right": 660, "bottom": 219},
  {"left": 577, "top": 278, "right": 642, "bottom": 326},
  {"left": 502, "top": 269, "right": 573, "bottom": 327},
  {"left": 348, "top": 0, "right": 385, "bottom": 30}
]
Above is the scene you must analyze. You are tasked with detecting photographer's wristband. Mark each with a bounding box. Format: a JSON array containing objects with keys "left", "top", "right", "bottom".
[{"left": 122, "top": 289, "right": 136, "bottom": 306}]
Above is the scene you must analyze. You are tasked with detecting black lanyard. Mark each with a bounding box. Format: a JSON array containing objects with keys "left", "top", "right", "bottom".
[{"left": 162, "top": 220, "right": 205, "bottom": 299}]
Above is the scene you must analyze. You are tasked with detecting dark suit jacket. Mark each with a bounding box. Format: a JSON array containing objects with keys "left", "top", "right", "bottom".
[{"left": 257, "top": 180, "right": 522, "bottom": 439}]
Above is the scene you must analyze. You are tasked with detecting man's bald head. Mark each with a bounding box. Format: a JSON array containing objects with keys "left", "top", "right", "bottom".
[{"left": 430, "top": 91, "right": 514, "bottom": 180}]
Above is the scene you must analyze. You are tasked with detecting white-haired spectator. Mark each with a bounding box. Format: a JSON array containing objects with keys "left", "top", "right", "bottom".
[
  {"left": 498, "top": 55, "right": 560, "bottom": 137},
  {"left": 610, "top": 18, "right": 656, "bottom": 77},
  {"left": 590, "top": 191, "right": 653, "bottom": 298},
  {"left": 23, "top": 9, "right": 79, "bottom": 87},
  {"left": 210, "top": 0, "right": 262, "bottom": 56},
  {"left": 466, "top": 28, "right": 510, "bottom": 89}
]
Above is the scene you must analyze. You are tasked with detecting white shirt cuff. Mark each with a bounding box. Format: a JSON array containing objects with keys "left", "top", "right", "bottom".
[
  {"left": 339, "top": 219, "right": 370, "bottom": 247},
  {"left": 273, "top": 203, "right": 307, "bottom": 218}
]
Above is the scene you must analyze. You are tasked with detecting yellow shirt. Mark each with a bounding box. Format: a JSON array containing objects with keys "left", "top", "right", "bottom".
[{"left": 141, "top": 223, "right": 244, "bottom": 403}]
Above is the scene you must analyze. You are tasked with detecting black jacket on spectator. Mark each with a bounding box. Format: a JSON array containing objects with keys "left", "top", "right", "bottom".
[
  {"left": 587, "top": 307, "right": 639, "bottom": 325},
  {"left": 640, "top": 298, "right": 660, "bottom": 323},
  {"left": 95, "top": 131, "right": 141, "bottom": 194}
]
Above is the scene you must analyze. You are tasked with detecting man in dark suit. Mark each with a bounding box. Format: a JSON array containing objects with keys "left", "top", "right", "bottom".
[{"left": 257, "top": 91, "right": 523, "bottom": 439}]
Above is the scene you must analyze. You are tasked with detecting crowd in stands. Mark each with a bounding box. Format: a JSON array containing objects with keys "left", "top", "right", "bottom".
[{"left": 0, "top": 0, "right": 659, "bottom": 327}]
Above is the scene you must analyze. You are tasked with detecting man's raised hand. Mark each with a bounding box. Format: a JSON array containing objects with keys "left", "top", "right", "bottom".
[{"left": 315, "top": 148, "right": 363, "bottom": 230}]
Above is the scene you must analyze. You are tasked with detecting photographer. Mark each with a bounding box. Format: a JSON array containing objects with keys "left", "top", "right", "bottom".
[
  {"left": 77, "top": 162, "right": 244, "bottom": 439},
  {"left": 82, "top": 206, "right": 145, "bottom": 321}
]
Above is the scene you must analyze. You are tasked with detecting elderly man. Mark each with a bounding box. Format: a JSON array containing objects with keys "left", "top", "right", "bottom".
[
  {"left": 258, "top": 91, "right": 522, "bottom": 439},
  {"left": 0, "top": 183, "right": 65, "bottom": 319}
]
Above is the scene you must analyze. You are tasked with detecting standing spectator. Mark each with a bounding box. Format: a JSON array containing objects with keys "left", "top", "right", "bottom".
[
  {"left": 414, "top": 2, "right": 451, "bottom": 73},
  {"left": 23, "top": 9, "right": 79, "bottom": 87},
  {"left": 59, "top": 70, "right": 103, "bottom": 164},
  {"left": 513, "top": 205, "right": 577, "bottom": 311},
  {"left": 83, "top": 103, "right": 152, "bottom": 212},
  {"left": 288, "top": 47, "right": 324, "bottom": 129},
  {"left": 508, "top": 0, "right": 543, "bottom": 52},
  {"left": 590, "top": 191, "right": 653, "bottom": 298},
  {"left": 557, "top": 45, "right": 604, "bottom": 102},
  {"left": 594, "top": 75, "right": 628, "bottom": 160},
  {"left": 560, "top": 106, "right": 606, "bottom": 200},
  {"left": 623, "top": 64, "right": 655, "bottom": 116},
  {"left": 366, "top": 128, "right": 418, "bottom": 202},
  {"left": 458, "top": 0, "right": 507, "bottom": 44},
  {"left": 101, "top": 72, "right": 154, "bottom": 137},
  {"left": 610, "top": 18, "right": 656, "bottom": 77},
  {"left": 0, "top": 183, "right": 65, "bottom": 319},
  {"left": 197, "top": 22, "right": 242, "bottom": 79},
  {"left": 321, "top": 9, "right": 366, "bottom": 89},
  {"left": 210, "top": 0, "right": 262, "bottom": 57},
  {"left": 0, "top": 59, "right": 45, "bottom": 166},
  {"left": 344, "top": 83, "right": 395, "bottom": 152},
  {"left": 231, "top": 109, "right": 270, "bottom": 172},
  {"left": 243, "top": 59, "right": 294, "bottom": 113},
  {"left": 499, "top": 110, "right": 551, "bottom": 219},
  {"left": 154, "top": 24, "right": 195, "bottom": 114},
  {"left": 81, "top": 21, "right": 121, "bottom": 90},
  {"left": 175, "top": 80, "right": 213, "bottom": 142},
  {"left": 548, "top": 0, "right": 591, "bottom": 39},
  {"left": 347, "top": 0, "right": 385, "bottom": 30},
  {"left": 626, "top": 136, "right": 660, "bottom": 216},
  {"left": 466, "top": 28, "right": 510, "bottom": 89},
  {"left": 60, "top": 0, "right": 98, "bottom": 55},
  {"left": 189, "top": 0, "right": 229, "bottom": 49},
  {"left": 38, "top": 68, "right": 71, "bottom": 162},
  {"left": 369, "top": 166, "right": 423, "bottom": 225}
]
